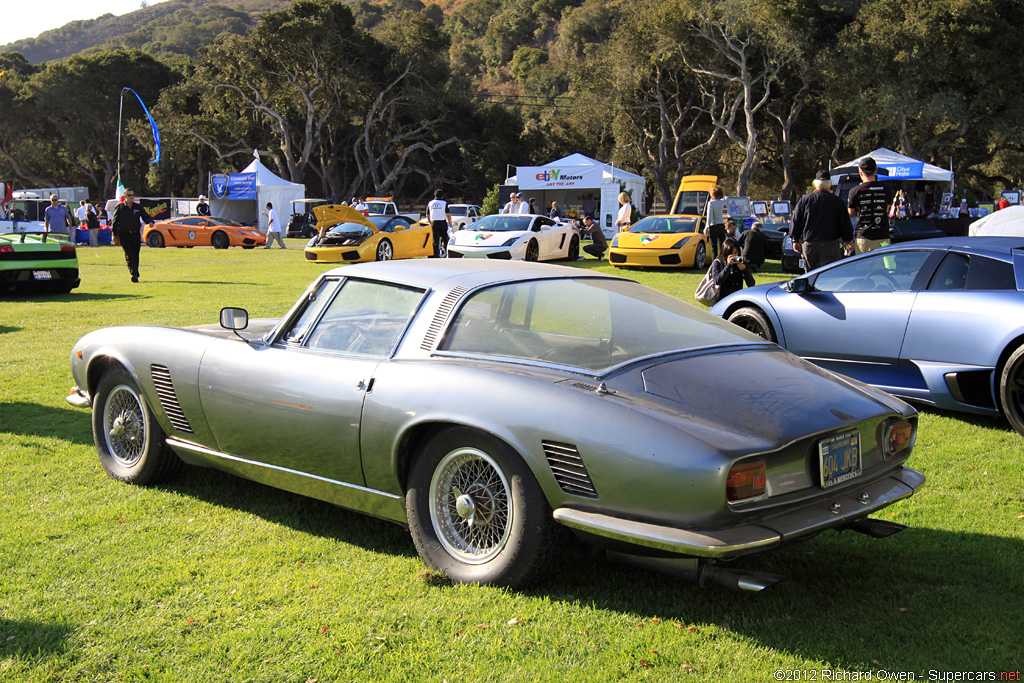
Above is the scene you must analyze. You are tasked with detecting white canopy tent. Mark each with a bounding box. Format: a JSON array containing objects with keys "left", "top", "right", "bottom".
[
  {"left": 209, "top": 157, "right": 304, "bottom": 229},
  {"left": 968, "top": 205, "right": 1024, "bottom": 236},
  {"left": 829, "top": 148, "right": 953, "bottom": 185},
  {"left": 505, "top": 153, "right": 647, "bottom": 236}
]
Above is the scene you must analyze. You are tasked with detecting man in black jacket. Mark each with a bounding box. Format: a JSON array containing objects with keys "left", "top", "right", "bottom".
[
  {"left": 791, "top": 170, "right": 854, "bottom": 272},
  {"left": 111, "top": 189, "right": 155, "bottom": 282},
  {"left": 738, "top": 221, "right": 767, "bottom": 272}
]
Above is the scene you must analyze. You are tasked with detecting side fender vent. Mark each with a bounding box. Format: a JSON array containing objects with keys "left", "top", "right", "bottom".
[
  {"left": 543, "top": 440, "right": 598, "bottom": 499},
  {"left": 421, "top": 286, "right": 469, "bottom": 351},
  {"left": 150, "top": 364, "right": 194, "bottom": 434}
]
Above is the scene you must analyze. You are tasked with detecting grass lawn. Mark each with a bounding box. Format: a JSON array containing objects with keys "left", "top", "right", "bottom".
[{"left": 1, "top": 241, "right": 1021, "bottom": 681}]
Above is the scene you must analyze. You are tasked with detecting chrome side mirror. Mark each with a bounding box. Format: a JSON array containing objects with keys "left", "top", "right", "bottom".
[
  {"left": 220, "top": 307, "right": 249, "bottom": 330},
  {"left": 783, "top": 277, "right": 811, "bottom": 294}
]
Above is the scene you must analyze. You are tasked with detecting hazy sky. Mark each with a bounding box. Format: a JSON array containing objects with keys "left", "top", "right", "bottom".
[{"left": 1, "top": 1, "right": 170, "bottom": 47}]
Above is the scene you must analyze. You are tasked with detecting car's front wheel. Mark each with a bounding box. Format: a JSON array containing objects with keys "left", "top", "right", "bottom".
[
  {"left": 693, "top": 242, "right": 707, "bottom": 270},
  {"left": 376, "top": 238, "right": 393, "bottom": 261},
  {"left": 92, "top": 367, "right": 181, "bottom": 485},
  {"left": 146, "top": 231, "right": 165, "bottom": 248},
  {"left": 998, "top": 345, "right": 1024, "bottom": 437},
  {"left": 406, "top": 427, "right": 557, "bottom": 588},
  {"left": 524, "top": 240, "right": 539, "bottom": 262},
  {"left": 211, "top": 231, "right": 229, "bottom": 249},
  {"left": 727, "top": 306, "right": 777, "bottom": 343},
  {"left": 566, "top": 235, "right": 580, "bottom": 261}
]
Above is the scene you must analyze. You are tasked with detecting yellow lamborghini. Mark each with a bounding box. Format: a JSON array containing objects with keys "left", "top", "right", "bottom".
[
  {"left": 305, "top": 205, "right": 433, "bottom": 263},
  {"left": 608, "top": 216, "right": 709, "bottom": 269}
]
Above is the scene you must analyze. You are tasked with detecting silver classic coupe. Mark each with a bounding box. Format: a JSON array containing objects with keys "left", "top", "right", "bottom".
[{"left": 67, "top": 260, "right": 924, "bottom": 590}]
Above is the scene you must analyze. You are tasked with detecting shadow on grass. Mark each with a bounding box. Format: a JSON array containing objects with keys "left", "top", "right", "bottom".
[
  {"left": 912, "top": 402, "right": 1012, "bottom": 433},
  {"left": 0, "top": 618, "right": 73, "bottom": 658},
  {"left": 0, "top": 291, "right": 143, "bottom": 302},
  {"left": 157, "top": 280, "right": 259, "bottom": 286},
  {"left": 159, "top": 466, "right": 415, "bottom": 560},
  {"left": 0, "top": 402, "right": 95, "bottom": 446},
  {"left": 0, "top": 325, "right": 21, "bottom": 334}
]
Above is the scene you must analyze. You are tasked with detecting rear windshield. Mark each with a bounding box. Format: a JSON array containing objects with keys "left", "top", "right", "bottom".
[{"left": 441, "top": 278, "right": 757, "bottom": 372}]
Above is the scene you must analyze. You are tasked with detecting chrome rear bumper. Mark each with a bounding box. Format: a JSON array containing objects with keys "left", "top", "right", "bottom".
[{"left": 553, "top": 466, "right": 925, "bottom": 559}]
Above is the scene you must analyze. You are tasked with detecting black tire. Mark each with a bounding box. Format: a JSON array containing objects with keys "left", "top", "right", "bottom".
[
  {"left": 146, "top": 231, "right": 165, "bottom": 248},
  {"left": 376, "top": 238, "right": 393, "bottom": 261},
  {"left": 211, "top": 231, "right": 229, "bottom": 249},
  {"left": 693, "top": 242, "right": 707, "bottom": 270},
  {"left": 242, "top": 245, "right": 255, "bottom": 249},
  {"left": 524, "top": 240, "right": 539, "bottom": 262},
  {"left": 406, "top": 427, "right": 558, "bottom": 588},
  {"left": 92, "top": 367, "right": 181, "bottom": 485},
  {"left": 727, "top": 306, "right": 777, "bottom": 343},
  {"left": 998, "top": 345, "right": 1024, "bottom": 437},
  {"left": 566, "top": 235, "right": 580, "bottom": 261}
]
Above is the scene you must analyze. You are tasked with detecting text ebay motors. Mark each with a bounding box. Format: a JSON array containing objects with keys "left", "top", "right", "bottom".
[{"left": 535, "top": 169, "right": 585, "bottom": 182}]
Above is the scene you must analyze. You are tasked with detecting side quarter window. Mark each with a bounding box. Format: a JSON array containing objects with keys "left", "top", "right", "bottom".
[
  {"left": 283, "top": 279, "right": 342, "bottom": 344},
  {"left": 966, "top": 254, "right": 1016, "bottom": 290}
]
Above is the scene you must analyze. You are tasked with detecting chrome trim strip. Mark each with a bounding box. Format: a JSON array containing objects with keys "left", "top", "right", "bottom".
[
  {"left": 165, "top": 437, "right": 403, "bottom": 502},
  {"left": 553, "top": 467, "right": 925, "bottom": 559}
]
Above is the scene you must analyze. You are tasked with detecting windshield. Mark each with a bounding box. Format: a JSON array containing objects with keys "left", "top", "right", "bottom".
[
  {"left": 441, "top": 278, "right": 759, "bottom": 372},
  {"left": 212, "top": 217, "right": 244, "bottom": 227},
  {"left": 469, "top": 215, "right": 533, "bottom": 232},
  {"left": 365, "top": 202, "right": 391, "bottom": 214},
  {"left": 627, "top": 216, "right": 699, "bottom": 234},
  {"left": 671, "top": 191, "right": 709, "bottom": 216},
  {"left": 449, "top": 206, "right": 468, "bottom": 216}
]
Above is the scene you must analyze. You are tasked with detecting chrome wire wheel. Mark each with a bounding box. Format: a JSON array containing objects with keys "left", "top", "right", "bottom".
[
  {"left": 102, "top": 384, "right": 149, "bottom": 469},
  {"left": 428, "top": 447, "right": 512, "bottom": 564}
]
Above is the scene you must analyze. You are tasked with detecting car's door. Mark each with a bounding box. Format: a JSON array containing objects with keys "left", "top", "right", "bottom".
[
  {"left": 532, "top": 217, "right": 563, "bottom": 259},
  {"left": 167, "top": 217, "right": 206, "bottom": 245},
  {"left": 766, "top": 250, "right": 934, "bottom": 379},
  {"left": 198, "top": 277, "right": 425, "bottom": 484}
]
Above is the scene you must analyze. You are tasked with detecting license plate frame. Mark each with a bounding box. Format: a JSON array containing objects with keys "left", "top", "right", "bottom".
[
  {"left": 32, "top": 270, "right": 53, "bottom": 281},
  {"left": 819, "top": 430, "right": 861, "bottom": 489}
]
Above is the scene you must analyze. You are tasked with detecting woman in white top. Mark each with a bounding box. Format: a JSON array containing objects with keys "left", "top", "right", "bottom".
[
  {"left": 704, "top": 185, "right": 727, "bottom": 259},
  {"left": 615, "top": 192, "right": 633, "bottom": 231}
]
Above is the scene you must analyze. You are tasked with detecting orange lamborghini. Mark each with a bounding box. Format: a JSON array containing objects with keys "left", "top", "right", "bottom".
[{"left": 143, "top": 216, "right": 267, "bottom": 249}]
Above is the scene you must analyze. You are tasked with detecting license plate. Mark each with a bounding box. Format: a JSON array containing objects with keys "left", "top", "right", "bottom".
[
  {"left": 798, "top": 258, "right": 804, "bottom": 269},
  {"left": 32, "top": 270, "right": 52, "bottom": 280},
  {"left": 819, "top": 430, "right": 861, "bottom": 489}
]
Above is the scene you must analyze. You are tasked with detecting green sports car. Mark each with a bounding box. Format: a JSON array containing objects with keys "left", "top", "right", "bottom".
[{"left": 0, "top": 231, "right": 81, "bottom": 294}]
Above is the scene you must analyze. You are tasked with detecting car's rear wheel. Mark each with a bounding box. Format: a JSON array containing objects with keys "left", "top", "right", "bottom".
[
  {"left": 566, "top": 235, "right": 580, "bottom": 261},
  {"left": 376, "top": 239, "right": 393, "bottom": 261},
  {"left": 998, "top": 345, "right": 1024, "bottom": 436},
  {"left": 693, "top": 242, "right": 707, "bottom": 270},
  {"left": 406, "top": 427, "right": 557, "bottom": 588},
  {"left": 727, "top": 306, "right": 777, "bottom": 343},
  {"left": 146, "top": 231, "right": 165, "bottom": 248},
  {"left": 92, "top": 367, "right": 181, "bottom": 485},
  {"left": 525, "top": 240, "right": 539, "bottom": 262},
  {"left": 211, "top": 231, "right": 229, "bottom": 249}
]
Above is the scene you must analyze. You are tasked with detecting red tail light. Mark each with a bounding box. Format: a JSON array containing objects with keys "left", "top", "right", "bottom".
[
  {"left": 0, "top": 245, "right": 13, "bottom": 254},
  {"left": 60, "top": 244, "right": 76, "bottom": 253},
  {"left": 727, "top": 461, "right": 766, "bottom": 502}
]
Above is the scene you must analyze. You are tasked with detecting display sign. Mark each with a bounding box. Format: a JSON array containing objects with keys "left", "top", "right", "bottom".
[
  {"left": 228, "top": 173, "right": 257, "bottom": 200},
  {"left": 878, "top": 162, "right": 924, "bottom": 179},
  {"left": 1001, "top": 190, "right": 1021, "bottom": 205},
  {"left": 751, "top": 201, "right": 769, "bottom": 217},
  {"left": 771, "top": 201, "right": 791, "bottom": 217},
  {"left": 211, "top": 174, "right": 228, "bottom": 199},
  {"left": 724, "top": 196, "right": 752, "bottom": 219},
  {"left": 518, "top": 165, "right": 604, "bottom": 190}
]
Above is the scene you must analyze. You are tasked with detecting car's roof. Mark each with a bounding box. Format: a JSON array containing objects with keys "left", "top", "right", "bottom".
[
  {"left": 322, "top": 258, "right": 620, "bottom": 292},
  {"left": 879, "top": 235, "right": 1024, "bottom": 257}
]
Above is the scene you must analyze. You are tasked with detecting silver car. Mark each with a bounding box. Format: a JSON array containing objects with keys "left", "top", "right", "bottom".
[{"left": 67, "top": 260, "right": 924, "bottom": 590}]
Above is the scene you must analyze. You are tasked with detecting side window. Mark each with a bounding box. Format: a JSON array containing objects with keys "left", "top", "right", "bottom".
[
  {"left": 813, "top": 251, "right": 931, "bottom": 293},
  {"left": 966, "top": 255, "right": 1016, "bottom": 290},
  {"left": 927, "top": 253, "right": 969, "bottom": 291},
  {"left": 305, "top": 280, "right": 423, "bottom": 356},
  {"left": 179, "top": 217, "right": 205, "bottom": 227},
  {"left": 283, "top": 279, "right": 342, "bottom": 343}
]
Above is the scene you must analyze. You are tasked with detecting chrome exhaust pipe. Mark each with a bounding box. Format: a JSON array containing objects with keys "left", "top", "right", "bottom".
[
  {"left": 701, "top": 565, "right": 786, "bottom": 592},
  {"left": 843, "top": 518, "right": 907, "bottom": 538},
  {"left": 606, "top": 552, "right": 786, "bottom": 591}
]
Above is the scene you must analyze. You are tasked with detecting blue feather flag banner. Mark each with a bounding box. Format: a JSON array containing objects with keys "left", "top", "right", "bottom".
[{"left": 123, "top": 87, "right": 161, "bottom": 164}]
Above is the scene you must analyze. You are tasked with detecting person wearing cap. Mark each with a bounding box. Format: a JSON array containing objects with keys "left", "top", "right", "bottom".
[
  {"left": 790, "top": 170, "right": 854, "bottom": 272},
  {"left": 196, "top": 194, "right": 211, "bottom": 216},
  {"left": 847, "top": 156, "right": 891, "bottom": 254}
]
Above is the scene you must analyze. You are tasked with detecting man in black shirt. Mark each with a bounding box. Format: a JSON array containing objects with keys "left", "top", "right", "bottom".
[
  {"left": 791, "top": 170, "right": 854, "bottom": 272},
  {"left": 847, "top": 156, "right": 891, "bottom": 254},
  {"left": 738, "top": 221, "right": 767, "bottom": 272},
  {"left": 111, "top": 189, "right": 155, "bottom": 282}
]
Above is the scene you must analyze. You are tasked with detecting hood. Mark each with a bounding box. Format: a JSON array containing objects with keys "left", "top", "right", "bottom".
[
  {"left": 451, "top": 230, "right": 526, "bottom": 247},
  {"left": 184, "top": 318, "right": 281, "bottom": 341},
  {"left": 609, "top": 346, "right": 904, "bottom": 451},
  {"left": 615, "top": 232, "right": 696, "bottom": 248},
  {"left": 313, "top": 205, "right": 376, "bottom": 232}
]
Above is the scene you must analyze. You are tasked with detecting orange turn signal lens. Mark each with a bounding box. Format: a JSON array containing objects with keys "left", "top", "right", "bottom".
[
  {"left": 726, "top": 461, "right": 766, "bottom": 502},
  {"left": 887, "top": 420, "right": 913, "bottom": 456}
]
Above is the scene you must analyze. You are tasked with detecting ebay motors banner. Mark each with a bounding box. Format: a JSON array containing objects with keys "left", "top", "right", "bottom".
[{"left": 518, "top": 165, "right": 604, "bottom": 190}]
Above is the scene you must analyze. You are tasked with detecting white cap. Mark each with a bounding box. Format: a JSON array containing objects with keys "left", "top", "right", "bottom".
[{"left": 198, "top": 195, "right": 207, "bottom": 200}]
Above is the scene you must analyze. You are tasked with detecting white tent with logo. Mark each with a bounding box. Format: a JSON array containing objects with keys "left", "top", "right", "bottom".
[
  {"left": 209, "top": 155, "right": 304, "bottom": 229},
  {"left": 505, "top": 153, "right": 647, "bottom": 236},
  {"left": 828, "top": 148, "right": 953, "bottom": 185}
]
